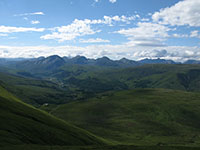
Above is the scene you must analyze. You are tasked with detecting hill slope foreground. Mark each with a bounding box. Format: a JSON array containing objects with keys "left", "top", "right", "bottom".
[
  {"left": 52, "top": 89, "right": 200, "bottom": 146},
  {"left": 0, "top": 85, "right": 105, "bottom": 147}
]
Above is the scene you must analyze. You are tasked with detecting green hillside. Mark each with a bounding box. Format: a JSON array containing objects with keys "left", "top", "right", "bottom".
[
  {"left": 52, "top": 88, "right": 200, "bottom": 146},
  {"left": 2, "top": 145, "right": 200, "bottom": 150},
  {"left": 0, "top": 85, "right": 106, "bottom": 147},
  {"left": 88, "top": 64, "right": 200, "bottom": 91},
  {"left": 44, "top": 64, "right": 200, "bottom": 94},
  {"left": 0, "top": 72, "right": 76, "bottom": 106},
  {"left": 1, "top": 64, "right": 200, "bottom": 107},
  {"left": 1, "top": 65, "right": 200, "bottom": 149}
]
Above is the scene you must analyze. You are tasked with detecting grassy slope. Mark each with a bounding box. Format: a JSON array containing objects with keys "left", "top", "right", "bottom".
[
  {"left": 0, "top": 72, "right": 74, "bottom": 106},
  {"left": 52, "top": 88, "right": 200, "bottom": 146},
  {"left": 1, "top": 64, "right": 200, "bottom": 107},
  {"left": 2, "top": 145, "right": 200, "bottom": 150},
  {"left": 91, "top": 64, "right": 200, "bottom": 91},
  {"left": 0, "top": 85, "right": 106, "bottom": 147},
  {"left": 46, "top": 64, "right": 200, "bottom": 95}
]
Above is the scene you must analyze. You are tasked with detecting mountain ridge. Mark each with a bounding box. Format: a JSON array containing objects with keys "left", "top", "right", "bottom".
[{"left": 1, "top": 55, "right": 199, "bottom": 68}]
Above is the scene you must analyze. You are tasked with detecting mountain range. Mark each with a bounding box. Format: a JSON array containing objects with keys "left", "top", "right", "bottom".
[{"left": 1, "top": 55, "right": 200, "bottom": 69}]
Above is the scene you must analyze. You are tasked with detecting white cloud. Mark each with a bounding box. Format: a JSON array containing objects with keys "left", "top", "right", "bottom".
[
  {"left": 41, "top": 19, "right": 100, "bottom": 42},
  {"left": 117, "top": 22, "right": 170, "bottom": 38},
  {"left": 103, "top": 15, "right": 135, "bottom": 25},
  {"left": 31, "top": 12, "right": 44, "bottom": 15},
  {"left": 41, "top": 32, "right": 86, "bottom": 42},
  {"left": 190, "top": 30, "right": 200, "bottom": 38},
  {"left": 172, "top": 33, "right": 188, "bottom": 38},
  {"left": 135, "top": 14, "right": 140, "bottom": 18},
  {"left": 23, "top": 17, "right": 28, "bottom": 20},
  {"left": 31, "top": 20, "right": 40, "bottom": 24},
  {"left": 116, "top": 22, "right": 170, "bottom": 47},
  {"left": 41, "top": 15, "right": 135, "bottom": 42},
  {"left": 141, "top": 18, "right": 150, "bottom": 22},
  {"left": 80, "top": 38, "right": 110, "bottom": 43},
  {"left": 94, "top": 0, "right": 116, "bottom": 3},
  {"left": 0, "top": 26, "right": 45, "bottom": 33},
  {"left": 109, "top": 0, "right": 116, "bottom": 3},
  {"left": 14, "top": 12, "right": 45, "bottom": 16},
  {"left": 0, "top": 45, "right": 199, "bottom": 62},
  {"left": 82, "top": 15, "right": 135, "bottom": 25},
  {"left": 152, "top": 0, "right": 200, "bottom": 27},
  {"left": 132, "top": 47, "right": 200, "bottom": 62},
  {"left": 0, "top": 33, "right": 8, "bottom": 36}
]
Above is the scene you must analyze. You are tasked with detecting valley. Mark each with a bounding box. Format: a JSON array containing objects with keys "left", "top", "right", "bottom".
[{"left": 0, "top": 56, "right": 200, "bottom": 149}]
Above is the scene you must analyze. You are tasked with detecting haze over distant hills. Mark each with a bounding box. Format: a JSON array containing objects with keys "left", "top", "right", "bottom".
[{"left": 0, "top": 55, "right": 200, "bottom": 69}]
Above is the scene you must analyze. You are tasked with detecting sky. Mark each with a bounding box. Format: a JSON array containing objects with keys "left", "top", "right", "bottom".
[{"left": 0, "top": 0, "right": 200, "bottom": 62}]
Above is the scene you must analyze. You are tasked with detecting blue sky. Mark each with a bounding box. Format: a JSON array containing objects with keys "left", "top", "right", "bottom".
[{"left": 0, "top": 0, "right": 200, "bottom": 61}]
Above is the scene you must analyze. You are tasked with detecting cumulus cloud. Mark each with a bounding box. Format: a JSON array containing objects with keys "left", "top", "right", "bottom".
[
  {"left": 80, "top": 38, "right": 110, "bottom": 43},
  {"left": 0, "top": 33, "right": 8, "bottom": 36},
  {"left": 152, "top": 0, "right": 200, "bottom": 27},
  {"left": 94, "top": 0, "right": 116, "bottom": 3},
  {"left": 132, "top": 47, "right": 200, "bottom": 62},
  {"left": 0, "top": 26, "right": 45, "bottom": 33},
  {"left": 109, "top": 0, "right": 116, "bottom": 3},
  {"left": 41, "top": 19, "right": 100, "bottom": 42},
  {"left": 190, "top": 30, "right": 200, "bottom": 38},
  {"left": 0, "top": 45, "right": 199, "bottom": 62},
  {"left": 116, "top": 22, "right": 170, "bottom": 47},
  {"left": 152, "top": 49, "right": 168, "bottom": 57},
  {"left": 117, "top": 22, "right": 170, "bottom": 38},
  {"left": 103, "top": 15, "right": 135, "bottom": 25},
  {"left": 41, "top": 15, "right": 135, "bottom": 42},
  {"left": 133, "top": 49, "right": 168, "bottom": 58},
  {"left": 14, "top": 12, "right": 45, "bottom": 16},
  {"left": 31, "top": 20, "right": 40, "bottom": 24},
  {"left": 141, "top": 18, "right": 150, "bottom": 22},
  {"left": 172, "top": 33, "right": 188, "bottom": 38},
  {"left": 23, "top": 17, "right": 28, "bottom": 20}
]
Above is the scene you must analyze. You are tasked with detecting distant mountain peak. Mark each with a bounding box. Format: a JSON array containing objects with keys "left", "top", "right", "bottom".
[
  {"left": 46, "top": 55, "right": 62, "bottom": 60},
  {"left": 101, "top": 56, "right": 110, "bottom": 60},
  {"left": 184, "top": 60, "right": 200, "bottom": 64},
  {"left": 29, "top": 55, "right": 66, "bottom": 69},
  {"left": 69, "top": 55, "right": 89, "bottom": 64},
  {"left": 120, "top": 57, "right": 129, "bottom": 61},
  {"left": 139, "top": 58, "right": 176, "bottom": 64}
]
